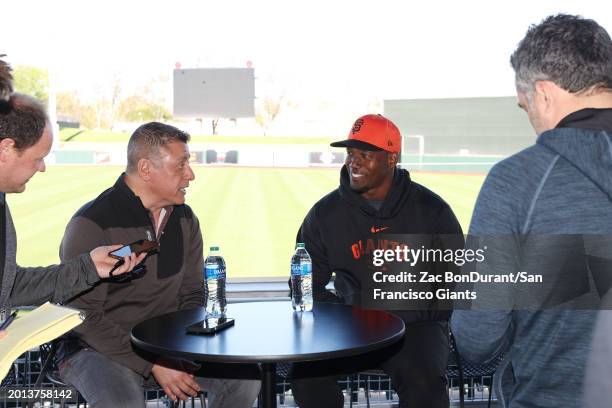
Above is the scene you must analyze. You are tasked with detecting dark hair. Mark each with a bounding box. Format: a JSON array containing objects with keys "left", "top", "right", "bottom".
[
  {"left": 0, "top": 55, "right": 13, "bottom": 101},
  {"left": 510, "top": 14, "right": 612, "bottom": 94},
  {"left": 0, "top": 55, "right": 48, "bottom": 150},
  {"left": 127, "top": 122, "right": 191, "bottom": 172}
]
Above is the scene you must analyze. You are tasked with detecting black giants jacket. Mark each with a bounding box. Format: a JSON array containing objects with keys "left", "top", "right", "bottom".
[{"left": 298, "top": 166, "right": 463, "bottom": 324}]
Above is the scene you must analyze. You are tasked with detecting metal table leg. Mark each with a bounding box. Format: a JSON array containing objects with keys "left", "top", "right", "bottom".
[{"left": 260, "top": 363, "right": 277, "bottom": 408}]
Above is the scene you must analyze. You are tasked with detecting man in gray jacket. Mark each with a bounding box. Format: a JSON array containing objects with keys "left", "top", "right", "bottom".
[
  {"left": 450, "top": 14, "right": 612, "bottom": 408},
  {"left": 0, "top": 56, "right": 144, "bottom": 336}
]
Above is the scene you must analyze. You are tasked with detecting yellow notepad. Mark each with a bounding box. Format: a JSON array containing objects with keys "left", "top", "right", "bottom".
[{"left": 0, "top": 302, "right": 84, "bottom": 381}]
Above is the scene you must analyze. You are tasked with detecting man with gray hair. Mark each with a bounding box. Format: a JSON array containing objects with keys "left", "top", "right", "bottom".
[
  {"left": 56, "top": 122, "right": 260, "bottom": 407},
  {"left": 451, "top": 14, "right": 612, "bottom": 408}
]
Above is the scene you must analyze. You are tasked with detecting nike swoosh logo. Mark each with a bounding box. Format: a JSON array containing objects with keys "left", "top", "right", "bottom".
[{"left": 370, "top": 226, "right": 390, "bottom": 234}]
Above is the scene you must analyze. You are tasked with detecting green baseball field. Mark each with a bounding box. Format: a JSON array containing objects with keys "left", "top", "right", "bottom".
[{"left": 8, "top": 166, "right": 485, "bottom": 278}]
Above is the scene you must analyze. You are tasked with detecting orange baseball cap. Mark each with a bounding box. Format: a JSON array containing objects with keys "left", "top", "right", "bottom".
[{"left": 330, "top": 114, "right": 401, "bottom": 153}]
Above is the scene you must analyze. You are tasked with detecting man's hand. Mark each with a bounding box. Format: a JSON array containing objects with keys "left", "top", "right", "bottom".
[
  {"left": 0, "top": 330, "right": 6, "bottom": 340},
  {"left": 151, "top": 363, "right": 200, "bottom": 401},
  {"left": 89, "top": 245, "right": 147, "bottom": 279}
]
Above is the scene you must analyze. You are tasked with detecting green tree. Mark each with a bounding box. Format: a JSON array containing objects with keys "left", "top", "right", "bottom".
[
  {"left": 117, "top": 95, "right": 172, "bottom": 122},
  {"left": 12, "top": 65, "right": 49, "bottom": 103}
]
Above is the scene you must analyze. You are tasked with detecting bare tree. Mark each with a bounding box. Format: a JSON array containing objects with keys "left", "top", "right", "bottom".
[
  {"left": 255, "top": 96, "right": 284, "bottom": 136},
  {"left": 109, "top": 74, "right": 122, "bottom": 128}
]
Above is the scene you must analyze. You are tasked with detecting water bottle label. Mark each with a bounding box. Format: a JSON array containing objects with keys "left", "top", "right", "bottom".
[
  {"left": 291, "top": 264, "right": 301, "bottom": 277},
  {"left": 206, "top": 265, "right": 220, "bottom": 279},
  {"left": 291, "top": 264, "right": 310, "bottom": 276}
]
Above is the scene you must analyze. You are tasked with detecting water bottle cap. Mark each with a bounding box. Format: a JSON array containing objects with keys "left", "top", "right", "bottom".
[
  {"left": 296, "top": 243, "right": 305, "bottom": 249},
  {"left": 210, "top": 246, "right": 220, "bottom": 251}
]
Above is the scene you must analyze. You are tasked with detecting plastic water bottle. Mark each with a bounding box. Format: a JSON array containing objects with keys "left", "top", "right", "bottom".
[
  {"left": 204, "top": 246, "right": 227, "bottom": 317},
  {"left": 291, "top": 243, "right": 313, "bottom": 312}
]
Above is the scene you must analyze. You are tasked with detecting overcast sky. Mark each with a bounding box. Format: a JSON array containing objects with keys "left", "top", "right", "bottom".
[{"left": 3, "top": 0, "right": 611, "bottom": 103}]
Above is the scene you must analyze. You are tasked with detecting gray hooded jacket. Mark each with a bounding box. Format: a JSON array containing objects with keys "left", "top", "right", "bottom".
[{"left": 451, "top": 109, "right": 612, "bottom": 408}]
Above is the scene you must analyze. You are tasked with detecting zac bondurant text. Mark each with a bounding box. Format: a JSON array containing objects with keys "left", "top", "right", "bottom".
[{"left": 371, "top": 271, "right": 543, "bottom": 301}]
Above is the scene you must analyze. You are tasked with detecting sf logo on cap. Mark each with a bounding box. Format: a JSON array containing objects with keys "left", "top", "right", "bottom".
[{"left": 351, "top": 118, "right": 364, "bottom": 134}]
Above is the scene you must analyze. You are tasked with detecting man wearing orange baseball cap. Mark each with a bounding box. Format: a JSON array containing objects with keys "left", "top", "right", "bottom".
[
  {"left": 331, "top": 113, "right": 402, "bottom": 153},
  {"left": 291, "top": 114, "right": 462, "bottom": 408}
]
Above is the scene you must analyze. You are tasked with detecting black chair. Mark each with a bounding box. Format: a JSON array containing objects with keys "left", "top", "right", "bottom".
[
  {"left": 447, "top": 332, "right": 505, "bottom": 408},
  {"left": 180, "top": 392, "right": 207, "bottom": 408},
  {"left": 348, "top": 370, "right": 393, "bottom": 408},
  {"left": 1, "top": 364, "right": 18, "bottom": 390},
  {"left": 275, "top": 362, "right": 293, "bottom": 406},
  {"left": 348, "top": 330, "right": 505, "bottom": 408},
  {"left": 348, "top": 329, "right": 453, "bottom": 408},
  {"left": 0, "top": 364, "right": 19, "bottom": 408}
]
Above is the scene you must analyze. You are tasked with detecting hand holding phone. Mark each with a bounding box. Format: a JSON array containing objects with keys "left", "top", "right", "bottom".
[
  {"left": 109, "top": 239, "right": 159, "bottom": 260},
  {"left": 91, "top": 245, "right": 148, "bottom": 279},
  {"left": 103, "top": 239, "right": 159, "bottom": 278}
]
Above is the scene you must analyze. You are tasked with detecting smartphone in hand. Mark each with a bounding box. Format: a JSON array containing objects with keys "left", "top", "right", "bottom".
[{"left": 109, "top": 239, "right": 159, "bottom": 260}]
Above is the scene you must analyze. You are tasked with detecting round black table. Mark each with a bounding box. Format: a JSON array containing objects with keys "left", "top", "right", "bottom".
[{"left": 131, "top": 301, "right": 405, "bottom": 408}]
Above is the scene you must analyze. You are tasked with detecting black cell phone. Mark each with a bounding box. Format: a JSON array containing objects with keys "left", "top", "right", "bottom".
[
  {"left": 109, "top": 239, "right": 159, "bottom": 260},
  {"left": 186, "top": 317, "right": 235, "bottom": 335}
]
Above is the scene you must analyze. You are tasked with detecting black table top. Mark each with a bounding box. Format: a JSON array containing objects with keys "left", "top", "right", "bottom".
[{"left": 131, "top": 301, "right": 405, "bottom": 364}]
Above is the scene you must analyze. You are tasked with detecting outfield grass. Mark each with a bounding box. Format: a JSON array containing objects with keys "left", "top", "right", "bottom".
[{"left": 8, "top": 166, "right": 484, "bottom": 278}]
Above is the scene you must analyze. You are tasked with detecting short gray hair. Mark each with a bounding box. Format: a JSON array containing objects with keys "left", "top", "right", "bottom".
[
  {"left": 126, "top": 122, "right": 190, "bottom": 172},
  {"left": 510, "top": 14, "right": 612, "bottom": 95}
]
